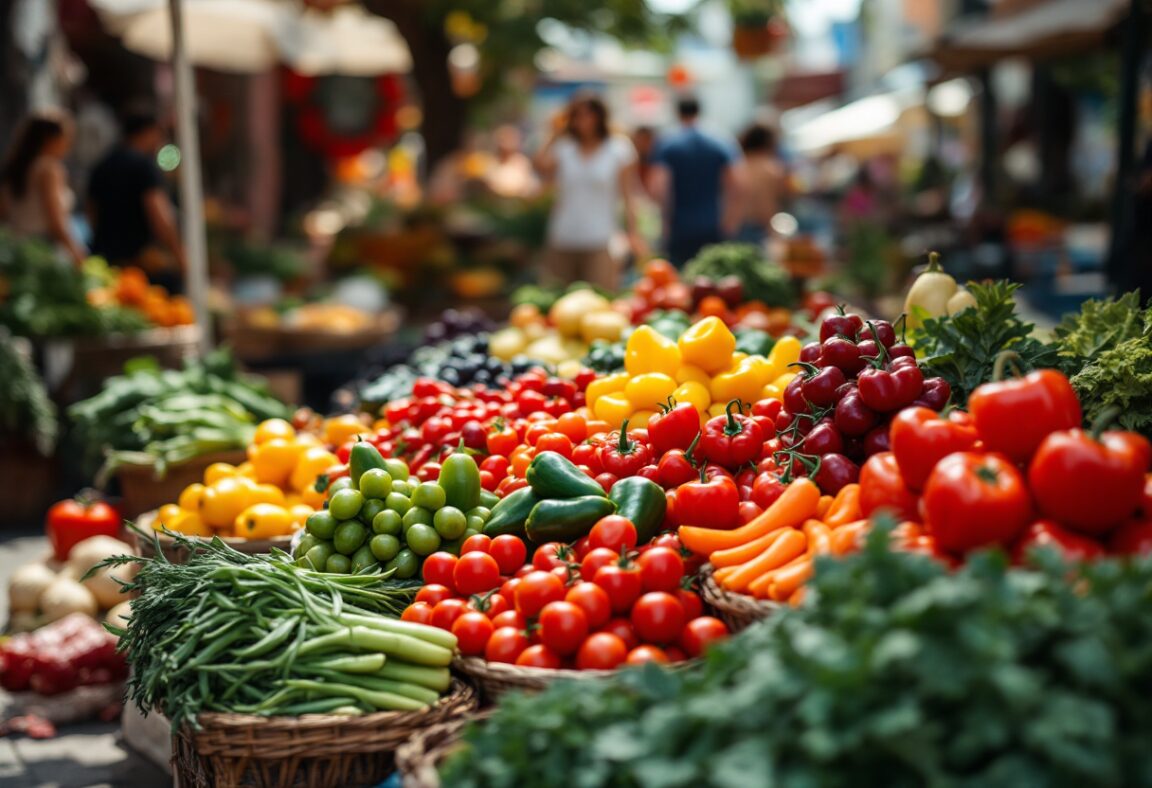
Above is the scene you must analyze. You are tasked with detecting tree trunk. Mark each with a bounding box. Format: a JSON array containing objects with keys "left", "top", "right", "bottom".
[{"left": 362, "top": 0, "right": 468, "bottom": 174}]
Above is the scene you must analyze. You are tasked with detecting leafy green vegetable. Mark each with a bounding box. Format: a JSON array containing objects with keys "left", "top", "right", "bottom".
[
  {"left": 443, "top": 530, "right": 1152, "bottom": 788},
  {"left": 911, "top": 281, "right": 1059, "bottom": 406},
  {"left": 1052, "top": 291, "right": 1150, "bottom": 374},
  {"left": 0, "top": 333, "right": 57, "bottom": 455},
  {"left": 684, "top": 243, "right": 796, "bottom": 308},
  {"left": 1071, "top": 335, "right": 1152, "bottom": 438}
]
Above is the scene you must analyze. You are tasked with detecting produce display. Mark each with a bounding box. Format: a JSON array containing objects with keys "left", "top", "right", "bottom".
[
  {"left": 0, "top": 336, "right": 57, "bottom": 456},
  {"left": 84, "top": 262, "right": 194, "bottom": 328},
  {"left": 0, "top": 613, "right": 127, "bottom": 696},
  {"left": 71, "top": 349, "right": 291, "bottom": 477},
  {"left": 102, "top": 534, "right": 450, "bottom": 729}
]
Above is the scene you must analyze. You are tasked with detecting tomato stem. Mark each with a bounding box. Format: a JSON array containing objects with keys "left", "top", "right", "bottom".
[
  {"left": 991, "top": 350, "right": 1025, "bottom": 382},
  {"left": 1089, "top": 406, "right": 1121, "bottom": 440}
]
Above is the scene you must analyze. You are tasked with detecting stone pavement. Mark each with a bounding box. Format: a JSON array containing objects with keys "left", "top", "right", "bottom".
[{"left": 1, "top": 528, "right": 169, "bottom": 788}]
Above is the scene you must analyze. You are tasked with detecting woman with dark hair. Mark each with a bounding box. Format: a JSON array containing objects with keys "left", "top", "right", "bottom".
[
  {"left": 731, "top": 122, "right": 789, "bottom": 245},
  {"left": 535, "top": 92, "right": 644, "bottom": 290},
  {"left": 0, "top": 111, "right": 87, "bottom": 266}
]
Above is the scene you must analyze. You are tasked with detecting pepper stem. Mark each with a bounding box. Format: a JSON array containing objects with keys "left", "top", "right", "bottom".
[
  {"left": 991, "top": 351, "right": 1025, "bottom": 382},
  {"left": 1089, "top": 406, "right": 1121, "bottom": 440},
  {"left": 724, "top": 399, "right": 746, "bottom": 437},
  {"left": 685, "top": 431, "right": 701, "bottom": 466},
  {"left": 617, "top": 420, "right": 634, "bottom": 453}
]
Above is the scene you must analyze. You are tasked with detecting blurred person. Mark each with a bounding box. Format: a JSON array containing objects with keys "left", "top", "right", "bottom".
[
  {"left": 631, "top": 125, "right": 659, "bottom": 197},
  {"left": 535, "top": 92, "right": 644, "bottom": 291},
  {"left": 0, "top": 110, "right": 88, "bottom": 266},
  {"left": 486, "top": 125, "right": 538, "bottom": 199},
  {"left": 651, "top": 96, "right": 740, "bottom": 266},
  {"left": 732, "top": 123, "right": 789, "bottom": 245},
  {"left": 88, "top": 105, "right": 186, "bottom": 291},
  {"left": 427, "top": 131, "right": 491, "bottom": 204}
]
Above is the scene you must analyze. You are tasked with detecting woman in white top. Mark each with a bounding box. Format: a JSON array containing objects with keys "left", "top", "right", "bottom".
[
  {"left": 0, "top": 111, "right": 87, "bottom": 266},
  {"left": 536, "top": 93, "right": 644, "bottom": 291}
]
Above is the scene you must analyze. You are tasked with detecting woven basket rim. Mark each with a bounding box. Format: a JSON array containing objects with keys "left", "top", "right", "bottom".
[
  {"left": 396, "top": 714, "right": 484, "bottom": 788},
  {"left": 134, "top": 509, "right": 294, "bottom": 547},
  {"left": 699, "top": 563, "right": 783, "bottom": 617},
  {"left": 452, "top": 655, "right": 615, "bottom": 685}
]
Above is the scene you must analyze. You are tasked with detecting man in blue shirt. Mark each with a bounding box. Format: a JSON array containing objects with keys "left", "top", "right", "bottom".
[{"left": 652, "top": 96, "right": 740, "bottom": 266}]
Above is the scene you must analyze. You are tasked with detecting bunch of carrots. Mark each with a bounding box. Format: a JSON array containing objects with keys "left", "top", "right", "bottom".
[{"left": 679, "top": 479, "right": 875, "bottom": 605}]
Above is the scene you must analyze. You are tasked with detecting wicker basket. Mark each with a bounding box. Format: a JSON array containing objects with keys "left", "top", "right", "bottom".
[
  {"left": 396, "top": 715, "right": 484, "bottom": 788},
  {"left": 133, "top": 509, "right": 294, "bottom": 563},
  {"left": 115, "top": 450, "right": 248, "bottom": 519},
  {"left": 172, "top": 679, "right": 478, "bottom": 788},
  {"left": 699, "top": 564, "right": 782, "bottom": 633},
  {"left": 452, "top": 656, "right": 614, "bottom": 704}
]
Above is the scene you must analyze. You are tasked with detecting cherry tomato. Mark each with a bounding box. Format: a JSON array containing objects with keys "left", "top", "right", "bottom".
[
  {"left": 594, "top": 472, "right": 618, "bottom": 493},
  {"left": 576, "top": 633, "right": 628, "bottom": 670},
  {"left": 565, "top": 582, "right": 612, "bottom": 629},
  {"left": 429, "top": 598, "right": 467, "bottom": 631},
  {"left": 516, "top": 644, "right": 563, "bottom": 669},
  {"left": 630, "top": 592, "right": 685, "bottom": 645},
  {"left": 738, "top": 501, "right": 763, "bottom": 524},
  {"left": 523, "top": 419, "right": 554, "bottom": 446},
  {"left": 460, "top": 534, "right": 492, "bottom": 554},
  {"left": 675, "top": 589, "right": 704, "bottom": 621},
  {"left": 532, "top": 542, "right": 568, "bottom": 571},
  {"left": 453, "top": 552, "right": 501, "bottom": 596},
  {"left": 514, "top": 571, "right": 566, "bottom": 618},
  {"left": 491, "top": 609, "right": 526, "bottom": 629},
  {"left": 625, "top": 645, "right": 670, "bottom": 665},
  {"left": 538, "top": 601, "right": 590, "bottom": 655},
  {"left": 536, "top": 432, "right": 575, "bottom": 459},
  {"left": 580, "top": 547, "right": 620, "bottom": 582},
  {"left": 452, "top": 611, "right": 495, "bottom": 656},
  {"left": 489, "top": 535, "right": 528, "bottom": 575},
  {"left": 664, "top": 646, "right": 688, "bottom": 662},
  {"left": 485, "top": 627, "right": 530, "bottom": 664},
  {"left": 679, "top": 616, "right": 729, "bottom": 658},
  {"left": 421, "top": 552, "right": 458, "bottom": 590},
  {"left": 594, "top": 564, "right": 643, "bottom": 614},
  {"left": 467, "top": 591, "right": 510, "bottom": 619},
  {"left": 500, "top": 576, "right": 522, "bottom": 602},
  {"left": 400, "top": 601, "right": 433, "bottom": 625},
  {"left": 588, "top": 516, "right": 638, "bottom": 553},
  {"left": 486, "top": 427, "right": 520, "bottom": 457},
  {"left": 572, "top": 536, "right": 592, "bottom": 560},
  {"left": 636, "top": 547, "right": 684, "bottom": 593},
  {"left": 481, "top": 454, "right": 511, "bottom": 479},
  {"left": 415, "top": 584, "right": 454, "bottom": 607},
  {"left": 554, "top": 413, "right": 588, "bottom": 443}
]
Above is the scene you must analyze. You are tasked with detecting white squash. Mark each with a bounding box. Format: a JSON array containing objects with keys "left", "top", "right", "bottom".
[{"left": 66, "top": 535, "right": 132, "bottom": 576}]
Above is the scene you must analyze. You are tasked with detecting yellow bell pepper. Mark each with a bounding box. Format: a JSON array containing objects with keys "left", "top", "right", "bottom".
[
  {"left": 674, "top": 364, "right": 711, "bottom": 385},
  {"left": 170, "top": 511, "right": 213, "bottom": 537},
  {"left": 677, "top": 316, "right": 735, "bottom": 374},
  {"left": 707, "top": 402, "right": 731, "bottom": 419},
  {"left": 593, "top": 392, "right": 634, "bottom": 428},
  {"left": 625, "top": 326, "right": 682, "bottom": 376},
  {"left": 629, "top": 409, "right": 657, "bottom": 429},
  {"left": 767, "top": 335, "right": 802, "bottom": 375},
  {"left": 673, "top": 381, "right": 711, "bottom": 415},
  {"left": 763, "top": 371, "right": 798, "bottom": 401},
  {"left": 625, "top": 373, "right": 678, "bottom": 410},
  {"left": 586, "top": 371, "right": 629, "bottom": 406},
  {"left": 739, "top": 356, "right": 774, "bottom": 388},
  {"left": 710, "top": 357, "right": 767, "bottom": 406}
]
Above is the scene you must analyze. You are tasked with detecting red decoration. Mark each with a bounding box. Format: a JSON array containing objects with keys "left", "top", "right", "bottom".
[{"left": 283, "top": 68, "right": 404, "bottom": 160}]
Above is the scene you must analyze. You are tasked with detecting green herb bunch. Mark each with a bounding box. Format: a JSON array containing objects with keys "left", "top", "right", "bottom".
[
  {"left": 0, "top": 333, "right": 57, "bottom": 455},
  {"left": 443, "top": 530, "right": 1152, "bottom": 787}
]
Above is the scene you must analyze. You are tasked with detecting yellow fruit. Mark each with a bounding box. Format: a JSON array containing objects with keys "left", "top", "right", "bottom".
[
  {"left": 324, "top": 414, "right": 368, "bottom": 446},
  {"left": 708, "top": 402, "right": 730, "bottom": 419},
  {"left": 254, "top": 418, "right": 296, "bottom": 444},
  {"left": 677, "top": 316, "right": 736, "bottom": 374},
  {"left": 203, "top": 462, "right": 238, "bottom": 485},
  {"left": 154, "top": 504, "right": 184, "bottom": 531},
  {"left": 624, "top": 326, "right": 681, "bottom": 377},
  {"left": 237, "top": 461, "right": 257, "bottom": 479},
  {"left": 289, "top": 503, "right": 313, "bottom": 527},
  {"left": 294, "top": 432, "right": 323, "bottom": 449},
  {"left": 201, "top": 476, "right": 257, "bottom": 529},
  {"left": 250, "top": 484, "right": 287, "bottom": 506},
  {"left": 178, "top": 483, "right": 206, "bottom": 512},
  {"left": 300, "top": 485, "right": 326, "bottom": 509},
  {"left": 593, "top": 392, "right": 633, "bottom": 428},
  {"left": 674, "top": 365, "right": 710, "bottom": 385},
  {"left": 234, "top": 503, "right": 295, "bottom": 540},
  {"left": 624, "top": 373, "right": 677, "bottom": 411},
  {"left": 290, "top": 446, "right": 340, "bottom": 492},
  {"left": 251, "top": 439, "right": 301, "bottom": 486},
  {"left": 673, "top": 381, "right": 711, "bottom": 414},
  {"left": 585, "top": 372, "right": 629, "bottom": 406},
  {"left": 171, "top": 511, "right": 213, "bottom": 537},
  {"left": 629, "top": 409, "right": 656, "bottom": 428}
]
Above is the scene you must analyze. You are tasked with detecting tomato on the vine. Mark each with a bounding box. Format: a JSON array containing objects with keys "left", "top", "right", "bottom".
[
  {"left": 452, "top": 612, "right": 495, "bottom": 656},
  {"left": 532, "top": 542, "right": 568, "bottom": 571},
  {"left": 467, "top": 591, "right": 510, "bottom": 619}
]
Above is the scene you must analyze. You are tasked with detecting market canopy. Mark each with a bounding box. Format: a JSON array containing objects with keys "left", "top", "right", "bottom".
[
  {"left": 932, "top": 0, "right": 1130, "bottom": 70},
  {"left": 782, "top": 87, "right": 924, "bottom": 158}
]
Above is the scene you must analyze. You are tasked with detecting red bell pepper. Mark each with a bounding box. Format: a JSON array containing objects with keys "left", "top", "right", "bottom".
[
  {"left": 859, "top": 452, "right": 920, "bottom": 522},
  {"left": 967, "top": 362, "right": 1082, "bottom": 465},
  {"left": 889, "top": 407, "right": 979, "bottom": 492},
  {"left": 699, "top": 400, "right": 765, "bottom": 469},
  {"left": 674, "top": 466, "right": 740, "bottom": 529},
  {"left": 647, "top": 400, "right": 701, "bottom": 456},
  {"left": 598, "top": 420, "right": 654, "bottom": 478}
]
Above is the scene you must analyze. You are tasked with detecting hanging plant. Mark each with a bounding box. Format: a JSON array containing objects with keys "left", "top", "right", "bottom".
[{"left": 729, "top": 0, "right": 789, "bottom": 59}]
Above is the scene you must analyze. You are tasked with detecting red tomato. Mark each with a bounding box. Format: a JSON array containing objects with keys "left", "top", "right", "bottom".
[
  {"left": 421, "top": 552, "right": 458, "bottom": 590},
  {"left": 859, "top": 452, "right": 921, "bottom": 522},
  {"left": 453, "top": 553, "right": 501, "bottom": 596},
  {"left": 400, "top": 602, "right": 433, "bottom": 625},
  {"left": 538, "top": 601, "right": 590, "bottom": 655},
  {"left": 500, "top": 577, "right": 522, "bottom": 601},
  {"left": 630, "top": 592, "right": 685, "bottom": 645},
  {"left": 489, "top": 535, "right": 528, "bottom": 575},
  {"left": 536, "top": 432, "right": 575, "bottom": 459},
  {"left": 468, "top": 591, "right": 510, "bottom": 619},
  {"left": 679, "top": 616, "right": 729, "bottom": 658},
  {"left": 923, "top": 452, "right": 1032, "bottom": 554},
  {"left": 429, "top": 599, "right": 467, "bottom": 631},
  {"left": 564, "top": 582, "right": 612, "bottom": 629},
  {"left": 675, "top": 589, "right": 704, "bottom": 621},
  {"left": 571, "top": 536, "right": 592, "bottom": 560},
  {"left": 532, "top": 542, "right": 568, "bottom": 571},
  {"left": 575, "top": 633, "right": 628, "bottom": 670},
  {"left": 452, "top": 612, "right": 495, "bottom": 656},
  {"left": 738, "top": 501, "right": 764, "bottom": 524},
  {"left": 588, "top": 516, "right": 637, "bottom": 552},
  {"left": 460, "top": 534, "right": 492, "bottom": 554},
  {"left": 598, "top": 618, "right": 640, "bottom": 651},
  {"left": 485, "top": 627, "right": 530, "bottom": 663},
  {"left": 594, "top": 472, "right": 619, "bottom": 493},
  {"left": 480, "top": 454, "right": 511, "bottom": 479},
  {"left": 636, "top": 547, "right": 684, "bottom": 593},
  {"left": 415, "top": 584, "right": 455, "bottom": 607},
  {"left": 664, "top": 646, "right": 688, "bottom": 662},
  {"left": 516, "top": 644, "right": 563, "bottom": 669},
  {"left": 625, "top": 645, "right": 670, "bottom": 665},
  {"left": 45, "top": 498, "right": 121, "bottom": 562},
  {"left": 1110, "top": 519, "right": 1152, "bottom": 555},
  {"left": 1142, "top": 475, "right": 1152, "bottom": 517},
  {"left": 593, "top": 564, "right": 643, "bottom": 614},
  {"left": 491, "top": 610, "right": 526, "bottom": 629},
  {"left": 554, "top": 413, "right": 588, "bottom": 443},
  {"left": 514, "top": 571, "right": 566, "bottom": 618},
  {"left": 1012, "top": 520, "right": 1105, "bottom": 563},
  {"left": 580, "top": 547, "right": 620, "bottom": 582}
]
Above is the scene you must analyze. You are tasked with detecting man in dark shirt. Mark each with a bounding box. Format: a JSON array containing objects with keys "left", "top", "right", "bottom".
[
  {"left": 652, "top": 96, "right": 740, "bottom": 266},
  {"left": 88, "top": 106, "right": 185, "bottom": 289}
]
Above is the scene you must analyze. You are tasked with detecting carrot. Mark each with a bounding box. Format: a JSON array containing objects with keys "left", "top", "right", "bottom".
[
  {"left": 802, "top": 519, "right": 832, "bottom": 555},
  {"left": 769, "top": 558, "right": 813, "bottom": 601},
  {"left": 719, "top": 529, "right": 807, "bottom": 593},
  {"left": 747, "top": 553, "right": 806, "bottom": 598},
  {"left": 680, "top": 478, "right": 820, "bottom": 555},
  {"left": 712, "top": 565, "right": 737, "bottom": 584},
  {"left": 816, "top": 495, "right": 833, "bottom": 519},
  {"left": 823, "top": 484, "right": 862, "bottom": 528},
  {"left": 788, "top": 586, "right": 807, "bottom": 607},
  {"left": 709, "top": 526, "right": 789, "bottom": 568},
  {"left": 829, "top": 519, "right": 869, "bottom": 555}
]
